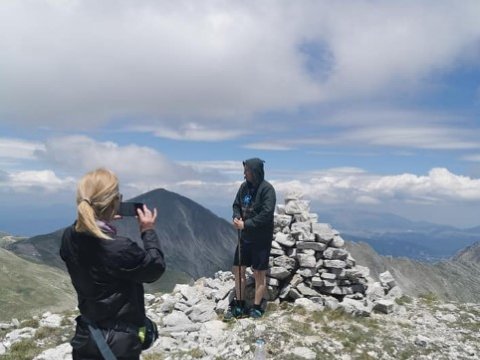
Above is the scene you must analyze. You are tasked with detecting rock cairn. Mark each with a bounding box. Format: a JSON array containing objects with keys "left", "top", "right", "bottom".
[{"left": 264, "top": 191, "right": 370, "bottom": 303}]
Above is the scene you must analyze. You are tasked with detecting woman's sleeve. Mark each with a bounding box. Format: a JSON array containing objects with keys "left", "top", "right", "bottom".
[{"left": 112, "top": 229, "right": 166, "bottom": 283}]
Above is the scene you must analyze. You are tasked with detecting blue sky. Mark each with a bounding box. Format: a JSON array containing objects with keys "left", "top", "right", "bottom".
[{"left": 1, "top": 0, "right": 480, "bottom": 235}]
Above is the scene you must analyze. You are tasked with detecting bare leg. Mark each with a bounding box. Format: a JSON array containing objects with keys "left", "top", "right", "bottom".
[
  {"left": 233, "top": 266, "right": 247, "bottom": 300},
  {"left": 253, "top": 269, "right": 267, "bottom": 305}
]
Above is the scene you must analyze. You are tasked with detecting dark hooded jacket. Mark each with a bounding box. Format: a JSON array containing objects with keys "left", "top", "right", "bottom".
[
  {"left": 233, "top": 158, "right": 276, "bottom": 244},
  {"left": 60, "top": 224, "right": 165, "bottom": 359}
]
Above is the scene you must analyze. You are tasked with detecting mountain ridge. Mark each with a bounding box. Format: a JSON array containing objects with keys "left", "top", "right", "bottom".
[{"left": 7, "top": 188, "right": 237, "bottom": 280}]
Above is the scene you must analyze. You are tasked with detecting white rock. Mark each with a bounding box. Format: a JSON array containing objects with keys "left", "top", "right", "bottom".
[
  {"left": 285, "top": 200, "right": 310, "bottom": 215},
  {"left": 279, "top": 284, "right": 291, "bottom": 299},
  {"left": 275, "top": 232, "right": 295, "bottom": 247},
  {"left": 366, "top": 282, "right": 385, "bottom": 302},
  {"left": 297, "top": 283, "right": 321, "bottom": 297},
  {"left": 323, "top": 260, "right": 347, "bottom": 269},
  {"left": 330, "top": 235, "right": 345, "bottom": 248},
  {"left": 40, "top": 313, "right": 63, "bottom": 328},
  {"left": 320, "top": 272, "right": 337, "bottom": 280},
  {"left": 187, "top": 302, "right": 217, "bottom": 323},
  {"left": 312, "top": 223, "right": 335, "bottom": 243},
  {"left": 373, "top": 300, "right": 395, "bottom": 314},
  {"left": 34, "top": 343, "right": 72, "bottom": 360},
  {"left": 296, "top": 241, "right": 326, "bottom": 251},
  {"left": 291, "top": 346, "right": 316, "bottom": 360},
  {"left": 439, "top": 313, "right": 457, "bottom": 323},
  {"left": 284, "top": 190, "right": 303, "bottom": 201},
  {"left": 269, "top": 266, "right": 290, "bottom": 280},
  {"left": 323, "top": 248, "right": 348, "bottom": 260},
  {"left": 144, "top": 293, "right": 156, "bottom": 305},
  {"left": 312, "top": 277, "right": 324, "bottom": 287},
  {"left": 438, "top": 303, "right": 458, "bottom": 311},
  {"left": 324, "top": 297, "right": 340, "bottom": 310},
  {"left": 297, "top": 254, "right": 316, "bottom": 268},
  {"left": 0, "top": 323, "right": 12, "bottom": 330},
  {"left": 379, "top": 271, "right": 396, "bottom": 290},
  {"left": 271, "top": 240, "right": 282, "bottom": 249},
  {"left": 386, "top": 286, "right": 403, "bottom": 300},
  {"left": 294, "top": 298, "right": 323, "bottom": 312},
  {"left": 267, "top": 277, "right": 280, "bottom": 286},
  {"left": 297, "top": 268, "right": 316, "bottom": 278},
  {"left": 297, "top": 249, "right": 315, "bottom": 256},
  {"left": 0, "top": 343, "right": 5, "bottom": 356},
  {"left": 163, "top": 311, "right": 193, "bottom": 327},
  {"left": 414, "top": 334, "right": 430, "bottom": 347},
  {"left": 199, "top": 320, "right": 227, "bottom": 340},
  {"left": 273, "top": 255, "right": 297, "bottom": 271},
  {"left": 339, "top": 298, "right": 371, "bottom": 317},
  {"left": 270, "top": 248, "right": 285, "bottom": 256},
  {"left": 274, "top": 214, "right": 293, "bottom": 228},
  {"left": 291, "top": 222, "right": 313, "bottom": 238},
  {"left": 4, "top": 327, "right": 36, "bottom": 347}
]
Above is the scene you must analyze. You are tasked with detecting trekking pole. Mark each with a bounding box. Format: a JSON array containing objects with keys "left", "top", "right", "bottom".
[{"left": 237, "top": 228, "right": 242, "bottom": 306}]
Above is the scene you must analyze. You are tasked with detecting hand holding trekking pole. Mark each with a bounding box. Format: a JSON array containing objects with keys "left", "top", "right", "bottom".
[{"left": 233, "top": 217, "right": 245, "bottom": 230}]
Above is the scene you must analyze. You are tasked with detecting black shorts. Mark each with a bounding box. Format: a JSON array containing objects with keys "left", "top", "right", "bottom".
[{"left": 233, "top": 241, "right": 271, "bottom": 271}]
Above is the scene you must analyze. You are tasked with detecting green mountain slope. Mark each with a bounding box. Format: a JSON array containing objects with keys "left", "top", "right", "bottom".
[{"left": 0, "top": 248, "right": 76, "bottom": 321}]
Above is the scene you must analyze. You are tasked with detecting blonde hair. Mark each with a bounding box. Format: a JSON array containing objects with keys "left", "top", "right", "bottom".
[{"left": 75, "top": 168, "right": 120, "bottom": 240}]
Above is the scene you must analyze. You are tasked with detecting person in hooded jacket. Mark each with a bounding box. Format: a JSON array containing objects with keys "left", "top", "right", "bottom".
[
  {"left": 224, "top": 158, "right": 276, "bottom": 320},
  {"left": 60, "top": 168, "right": 165, "bottom": 360}
]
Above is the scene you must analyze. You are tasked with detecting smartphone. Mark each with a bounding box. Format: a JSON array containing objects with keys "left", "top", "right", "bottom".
[{"left": 118, "top": 202, "right": 144, "bottom": 217}]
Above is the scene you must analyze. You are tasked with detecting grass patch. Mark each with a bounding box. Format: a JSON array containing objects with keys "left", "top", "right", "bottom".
[
  {"left": 419, "top": 292, "right": 439, "bottom": 305},
  {"left": 142, "top": 353, "right": 166, "bottom": 360},
  {"left": 288, "top": 318, "right": 315, "bottom": 336},
  {"left": 336, "top": 324, "right": 378, "bottom": 353},
  {"left": 0, "top": 339, "right": 41, "bottom": 360},
  {"left": 291, "top": 305, "right": 307, "bottom": 316},
  {"left": 34, "top": 326, "right": 64, "bottom": 340},
  {"left": 168, "top": 348, "right": 205, "bottom": 359},
  {"left": 395, "top": 295, "right": 413, "bottom": 306},
  {"left": 20, "top": 318, "right": 39, "bottom": 328}
]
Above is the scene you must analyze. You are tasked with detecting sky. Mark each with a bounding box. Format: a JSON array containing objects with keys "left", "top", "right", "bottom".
[{"left": 1, "top": 0, "right": 480, "bottom": 235}]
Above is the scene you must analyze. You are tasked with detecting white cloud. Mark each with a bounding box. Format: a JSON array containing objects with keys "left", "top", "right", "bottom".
[
  {"left": 1, "top": 170, "right": 75, "bottom": 193},
  {"left": 252, "top": 108, "right": 480, "bottom": 151},
  {"left": 462, "top": 154, "right": 480, "bottom": 162},
  {"left": 243, "top": 142, "right": 294, "bottom": 151},
  {"left": 131, "top": 123, "right": 246, "bottom": 141},
  {"left": 1, "top": 0, "right": 479, "bottom": 135},
  {"left": 179, "top": 160, "right": 241, "bottom": 175},
  {"left": 271, "top": 167, "right": 480, "bottom": 205},
  {"left": 341, "top": 126, "right": 480, "bottom": 150},
  {"left": 36, "top": 136, "right": 198, "bottom": 182},
  {"left": 0, "top": 138, "right": 45, "bottom": 160}
]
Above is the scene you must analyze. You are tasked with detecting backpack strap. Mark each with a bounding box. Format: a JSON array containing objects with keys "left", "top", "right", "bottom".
[{"left": 81, "top": 316, "right": 117, "bottom": 360}]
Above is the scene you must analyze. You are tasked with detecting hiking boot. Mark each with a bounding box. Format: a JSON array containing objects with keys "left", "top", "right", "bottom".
[
  {"left": 223, "top": 303, "right": 245, "bottom": 321},
  {"left": 248, "top": 307, "right": 264, "bottom": 319}
]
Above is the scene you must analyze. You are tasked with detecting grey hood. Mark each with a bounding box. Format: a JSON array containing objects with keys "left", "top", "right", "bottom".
[{"left": 243, "top": 158, "right": 265, "bottom": 185}]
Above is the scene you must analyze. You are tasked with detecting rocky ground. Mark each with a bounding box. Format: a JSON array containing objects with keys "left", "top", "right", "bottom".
[{"left": 1, "top": 271, "right": 479, "bottom": 360}]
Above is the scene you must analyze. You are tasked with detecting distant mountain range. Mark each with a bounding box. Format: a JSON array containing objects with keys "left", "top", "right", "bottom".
[
  {"left": 318, "top": 209, "right": 480, "bottom": 261},
  {"left": 7, "top": 189, "right": 237, "bottom": 282},
  {"left": 346, "top": 240, "right": 480, "bottom": 303}
]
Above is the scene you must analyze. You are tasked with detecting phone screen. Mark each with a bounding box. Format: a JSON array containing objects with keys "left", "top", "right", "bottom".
[{"left": 118, "top": 202, "right": 144, "bottom": 216}]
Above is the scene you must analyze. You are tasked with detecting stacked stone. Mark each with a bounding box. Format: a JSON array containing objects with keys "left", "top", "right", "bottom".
[{"left": 266, "top": 192, "right": 370, "bottom": 302}]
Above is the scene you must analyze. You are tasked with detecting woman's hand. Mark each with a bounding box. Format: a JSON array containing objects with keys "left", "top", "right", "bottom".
[{"left": 137, "top": 204, "right": 157, "bottom": 233}]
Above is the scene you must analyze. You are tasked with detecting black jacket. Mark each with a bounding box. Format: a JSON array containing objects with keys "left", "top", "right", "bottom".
[
  {"left": 233, "top": 158, "right": 276, "bottom": 243},
  {"left": 60, "top": 224, "right": 165, "bottom": 359}
]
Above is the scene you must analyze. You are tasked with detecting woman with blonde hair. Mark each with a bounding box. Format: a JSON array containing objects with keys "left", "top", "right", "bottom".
[{"left": 60, "top": 168, "right": 165, "bottom": 360}]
